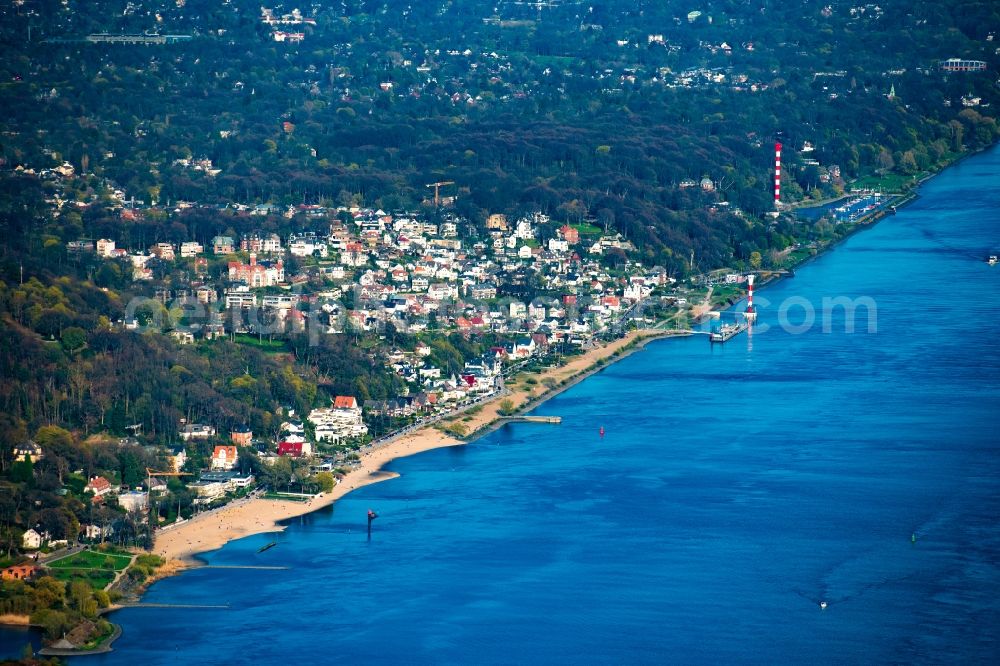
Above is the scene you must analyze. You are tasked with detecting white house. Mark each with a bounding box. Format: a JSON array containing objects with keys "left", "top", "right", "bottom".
[
  {"left": 83, "top": 524, "right": 113, "bottom": 541},
  {"left": 117, "top": 491, "right": 149, "bottom": 513},
  {"left": 309, "top": 396, "right": 368, "bottom": 442},
  {"left": 96, "top": 239, "right": 116, "bottom": 257},
  {"left": 548, "top": 238, "right": 569, "bottom": 253},
  {"left": 211, "top": 445, "right": 239, "bottom": 471},
  {"left": 280, "top": 421, "right": 305, "bottom": 436},
  {"left": 514, "top": 337, "right": 537, "bottom": 358},
  {"left": 22, "top": 528, "right": 42, "bottom": 550},
  {"left": 289, "top": 239, "right": 329, "bottom": 257},
  {"left": 225, "top": 286, "right": 258, "bottom": 309},
  {"left": 180, "top": 241, "right": 204, "bottom": 257},
  {"left": 169, "top": 447, "right": 187, "bottom": 472},
  {"left": 514, "top": 218, "right": 534, "bottom": 240},
  {"left": 190, "top": 480, "right": 227, "bottom": 503},
  {"left": 85, "top": 476, "right": 114, "bottom": 497},
  {"left": 180, "top": 424, "right": 216, "bottom": 440},
  {"left": 199, "top": 471, "right": 255, "bottom": 492}
]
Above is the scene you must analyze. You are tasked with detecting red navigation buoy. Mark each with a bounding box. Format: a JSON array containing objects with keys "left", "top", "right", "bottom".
[{"left": 599, "top": 426, "right": 605, "bottom": 437}]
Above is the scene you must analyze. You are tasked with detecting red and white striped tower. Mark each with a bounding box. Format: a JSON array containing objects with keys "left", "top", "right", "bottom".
[
  {"left": 773, "top": 142, "right": 782, "bottom": 208},
  {"left": 744, "top": 274, "right": 757, "bottom": 323}
]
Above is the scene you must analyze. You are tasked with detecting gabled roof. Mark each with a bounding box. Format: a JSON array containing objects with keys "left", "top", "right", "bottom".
[
  {"left": 86, "top": 476, "right": 112, "bottom": 490},
  {"left": 334, "top": 395, "right": 359, "bottom": 409}
]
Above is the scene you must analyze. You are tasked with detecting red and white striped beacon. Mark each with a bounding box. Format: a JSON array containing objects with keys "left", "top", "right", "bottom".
[
  {"left": 774, "top": 142, "right": 782, "bottom": 208},
  {"left": 744, "top": 274, "right": 757, "bottom": 323}
]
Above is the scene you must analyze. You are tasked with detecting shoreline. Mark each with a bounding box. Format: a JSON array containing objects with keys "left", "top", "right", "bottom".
[
  {"left": 752, "top": 178, "right": 923, "bottom": 296},
  {"left": 0, "top": 614, "right": 32, "bottom": 628},
  {"left": 152, "top": 429, "right": 464, "bottom": 568},
  {"left": 144, "top": 185, "right": 900, "bottom": 575},
  {"left": 462, "top": 329, "right": 684, "bottom": 442},
  {"left": 761, "top": 144, "right": 991, "bottom": 293},
  {"left": 148, "top": 328, "right": 678, "bottom": 574},
  {"left": 134, "top": 143, "right": 998, "bottom": 595}
]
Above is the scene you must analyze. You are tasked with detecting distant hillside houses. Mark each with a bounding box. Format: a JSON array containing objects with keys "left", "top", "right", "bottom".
[
  {"left": 180, "top": 241, "right": 204, "bottom": 257},
  {"left": 938, "top": 58, "right": 986, "bottom": 72},
  {"left": 118, "top": 491, "right": 148, "bottom": 513},
  {"left": 228, "top": 254, "right": 285, "bottom": 287},
  {"left": 461, "top": 354, "right": 503, "bottom": 391},
  {"left": 209, "top": 235, "right": 235, "bottom": 254},
  {"left": 289, "top": 235, "right": 328, "bottom": 257},
  {"left": 13, "top": 441, "right": 43, "bottom": 463},
  {"left": 180, "top": 423, "right": 216, "bottom": 440},
  {"left": 309, "top": 396, "right": 368, "bottom": 442},
  {"left": 242, "top": 233, "right": 283, "bottom": 254},
  {"left": 81, "top": 198, "right": 676, "bottom": 358},
  {"left": 277, "top": 420, "right": 313, "bottom": 457},
  {"left": 211, "top": 445, "right": 239, "bottom": 470}
]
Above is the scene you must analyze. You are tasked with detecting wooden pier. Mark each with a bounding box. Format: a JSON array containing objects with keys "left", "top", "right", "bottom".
[
  {"left": 501, "top": 415, "right": 562, "bottom": 424},
  {"left": 118, "top": 603, "right": 231, "bottom": 609},
  {"left": 200, "top": 565, "right": 290, "bottom": 570}
]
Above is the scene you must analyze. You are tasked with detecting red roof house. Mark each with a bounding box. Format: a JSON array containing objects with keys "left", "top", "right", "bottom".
[
  {"left": 211, "top": 445, "right": 239, "bottom": 470},
  {"left": 277, "top": 441, "right": 305, "bottom": 457},
  {"left": 559, "top": 225, "right": 580, "bottom": 244},
  {"left": 85, "top": 476, "right": 113, "bottom": 497},
  {"left": 334, "top": 396, "right": 359, "bottom": 410}
]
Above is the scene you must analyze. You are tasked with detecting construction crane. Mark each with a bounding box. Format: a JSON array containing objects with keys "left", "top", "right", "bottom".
[
  {"left": 425, "top": 180, "right": 455, "bottom": 207},
  {"left": 145, "top": 467, "right": 191, "bottom": 499}
]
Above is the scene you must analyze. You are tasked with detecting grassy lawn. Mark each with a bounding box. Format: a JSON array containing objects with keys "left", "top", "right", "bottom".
[
  {"left": 81, "top": 622, "right": 116, "bottom": 650},
  {"left": 49, "top": 568, "right": 116, "bottom": 589},
  {"left": 262, "top": 491, "right": 311, "bottom": 502},
  {"left": 571, "top": 222, "right": 603, "bottom": 235},
  {"left": 48, "top": 550, "right": 132, "bottom": 571},
  {"left": 233, "top": 334, "right": 288, "bottom": 351},
  {"left": 711, "top": 284, "right": 744, "bottom": 305},
  {"left": 780, "top": 248, "right": 814, "bottom": 267},
  {"left": 850, "top": 172, "right": 914, "bottom": 192}
]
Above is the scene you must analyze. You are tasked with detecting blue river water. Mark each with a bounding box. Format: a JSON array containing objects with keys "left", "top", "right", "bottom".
[{"left": 5, "top": 146, "right": 1000, "bottom": 663}]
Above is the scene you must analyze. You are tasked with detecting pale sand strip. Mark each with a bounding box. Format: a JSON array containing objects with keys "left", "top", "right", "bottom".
[
  {"left": 154, "top": 429, "right": 462, "bottom": 565},
  {"left": 0, "top": 614, "right": 32, "bottom": 627},
  {"left": 153, "top": 329, "right": 675, "bottom": 571}
]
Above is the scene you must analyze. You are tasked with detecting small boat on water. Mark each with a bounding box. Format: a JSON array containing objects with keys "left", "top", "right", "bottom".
[
  {"left": 257, "top": 541, "right": 278, "bottom": 553},
  {"left": 988, "top": 255, "right": 998, "bottom": 266}
]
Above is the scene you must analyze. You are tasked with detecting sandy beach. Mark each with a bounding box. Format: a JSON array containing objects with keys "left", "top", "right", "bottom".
[
  {"left": 449, "top": 329, "right": 675, "bottom": 438},
  {"left": 153, "top": 329, "right": 675, "bottom": 570},
  {"left": 154, "top": 428, "right": 463, "bottom": 564}
]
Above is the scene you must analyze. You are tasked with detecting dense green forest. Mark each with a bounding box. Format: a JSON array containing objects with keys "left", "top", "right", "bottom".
[
  {"left": 0, "top": 0, "right": 997, "bottom": 567},
  {"left": 1, "top": 0, "right": 997, "bottom": 268}
]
